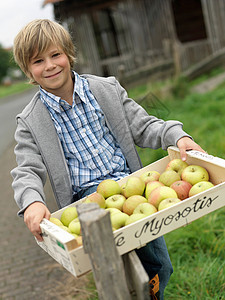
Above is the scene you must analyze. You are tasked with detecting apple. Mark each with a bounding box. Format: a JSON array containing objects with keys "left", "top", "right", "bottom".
[
  {"left": 148, "top": 186, "right": 178, "bottom": 209},
  {"left": 97, "top": 179, "right": 121, "bottom": 198},
  {"left": 158, "top": 198, "right": 182, "bottom": 211},
  {"left": 125, "top": 213, "right": 146, "bottom": 226},
  {"left": 105, "top": 194, "right": 126, "bottom": 211},
  {"left": 105, "top": 207, "right": 122, "bottom": 215},
  {"left": 189, "top": 181, "right": 214, "bottom": 197},
  {"left": 59, "top": 225, "right": 72, "bottom": 233},
  {"left": 159, "top": 170, "right": 180, "bottom": 186},
  {"left": 181, "top": 165, "right": 209, "bottom": 185},
  {"left": 166, "top": 158, "right": 189, "bottom": 176},
  {"left": 170, "top": 180, "right": 192, "bottom": 200},
  {"left": 120, "top": 183, "right": 126, "bottom": 197},
  {"left": 122, "top": 176, "right": 145, "bottom": 198},
  {"left": 145, "top": 181, "right": 164, "bottom": 199},
  {"left": 60, "top": 206, "right": 78, "bottom": 227},
  {"left": 68, "top": 218, "right": 81, "bottom": 235},
  {"left": 122, "top": 195, "right": 147, "bottom": 215},
  {"left": 84, "top": 192, "right": 106, "bottom": 208},
  {"left": 140, "top": 170, "right": 160, "bottom": 185},
  {"left": 49, "top": 217, "right": 63, "bottom": 227},
  {"left": 133, "top": 202, "right": 157, "bottom": 216},
  {"left": 110, "top": 212, "right": 129, "bottom": 229}
]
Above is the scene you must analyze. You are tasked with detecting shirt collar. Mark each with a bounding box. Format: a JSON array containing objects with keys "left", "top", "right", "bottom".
[
  {"left": 39, "top": 71, "right": 87, "bottom": 112},
  {"left": 73, "top": 71, "right": 87, "bottom": 104}
]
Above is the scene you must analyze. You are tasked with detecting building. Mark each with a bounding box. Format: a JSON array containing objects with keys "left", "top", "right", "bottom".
[{"left": 43, "top": 0, "right": 225, "bottom": 84}]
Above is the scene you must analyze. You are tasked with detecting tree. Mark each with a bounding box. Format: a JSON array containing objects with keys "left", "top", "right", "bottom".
[{"left": 0, "top": 44, "right": 11, "bottom": 83}]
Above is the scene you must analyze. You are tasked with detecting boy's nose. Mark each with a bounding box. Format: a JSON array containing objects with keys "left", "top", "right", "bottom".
[{"left": 45, "top": 59, "right": 56, "bottom": 70}]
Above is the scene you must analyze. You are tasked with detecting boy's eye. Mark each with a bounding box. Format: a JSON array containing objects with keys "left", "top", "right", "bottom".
[
  {"left": 53, "top": 52, "right": 60, "bottom": 57},
  {"left": 34, "top": 59, "right": 43, "bottom": 64}
]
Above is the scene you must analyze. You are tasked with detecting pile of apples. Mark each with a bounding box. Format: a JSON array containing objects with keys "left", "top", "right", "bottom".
[{"left": 50, "top": 158, "right": 215, "bottom": 242}]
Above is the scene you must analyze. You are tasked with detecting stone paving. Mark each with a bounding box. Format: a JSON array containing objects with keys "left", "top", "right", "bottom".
[{"left": 0, "top": 143, "right": 91, "bottom": 300}]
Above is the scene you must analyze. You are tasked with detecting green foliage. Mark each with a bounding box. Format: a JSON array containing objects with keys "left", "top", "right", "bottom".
[
  {"left": 0, "top": 81, "right": 32, "bottom": 99},
  {"left": 0, "top": 44, "right": 10, "bottom": 82}
]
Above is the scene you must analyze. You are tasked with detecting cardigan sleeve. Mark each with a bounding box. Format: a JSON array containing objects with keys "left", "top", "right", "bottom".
[{"left": 11, "top": 118, "right": 47, "bottom": 217}]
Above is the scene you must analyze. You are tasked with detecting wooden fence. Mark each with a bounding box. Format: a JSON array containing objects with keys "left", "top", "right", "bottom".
[{"left": 77, "top": 202, "right": 150, "bottom": 300}]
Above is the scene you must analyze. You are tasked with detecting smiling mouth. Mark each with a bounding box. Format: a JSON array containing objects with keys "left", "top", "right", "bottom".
[{"left": 45, "top": 70, "right": 62, "bottom": 78}]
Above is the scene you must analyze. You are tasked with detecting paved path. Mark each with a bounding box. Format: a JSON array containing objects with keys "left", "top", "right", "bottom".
[{"left": 0, "top": 127, "right": 92, "bottom": 298}]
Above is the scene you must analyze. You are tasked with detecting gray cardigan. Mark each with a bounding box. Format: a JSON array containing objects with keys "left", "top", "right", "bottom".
[{"left": 11, "top": 74, "right": 189, "bottom": 215}]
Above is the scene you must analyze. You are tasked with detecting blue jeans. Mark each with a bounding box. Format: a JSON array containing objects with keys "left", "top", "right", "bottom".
[{"left": 74, "top": 185, "right": 173, "bottom": 299}]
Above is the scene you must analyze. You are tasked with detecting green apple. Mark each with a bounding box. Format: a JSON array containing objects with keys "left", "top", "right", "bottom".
[
  {"left": 110, "top": 212, "right": 129, "bottom": 229},
  {"left": 189, "top": 181, "right": 214, "bottom": 197},
  {"left": 84, "top": 192, "right": 106, "bottom": 208},
  {"left": 68, "top": 218, "right": 81, "bottom": 235},
  {"left": 125, "top": 213, "right": 146, "bottom": 226},
  {"left": 122, "top": 176, "right": 145, "bottom": 198},
  {"left": 59, "top": 225, "right": 72, "bottom": 233},
  {"left": 145, "top": 181, "right": 164, "bottom": 199},
  {"left": 105, "top": 194, "right": 126, "bottom": 211},
  {"left": 49, "top": 217, "right": 63, "bottom": 227},
  {"left": 97, "top": 179, "right": 121, "bottom": 198},
  {"left": 158, "top": 198, "right": 182, "bottom": 211},
  {"left": 140, "top": 170, "right": 160, "bottom": 185},
  {"left": 133, "top": 202, "right": 157, "bottom": 216},
  {"left": 122, "top": 195, "right": 147, "bottom": 215},
  {"left": 159, "top": 170, "right": 180, "bottom": 187},
  {"left": 181, "top": 165, "right": 209, "bottom": 185},
  {"left": 105, "top": 207, "right": 122, "bottom": 215},
  {"left": 166, "top": 158, "right": 189, "bottom": 176},
  {"left": 60, "top": 206, "right": 78, "bottom": 227},
  {"left": 148, "top": 186, "right": 178, "bottom": 209}
]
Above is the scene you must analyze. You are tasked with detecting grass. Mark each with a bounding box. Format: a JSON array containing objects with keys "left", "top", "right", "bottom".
[{"left": 0, "top": 80, "right": 32, "bottom": 99}]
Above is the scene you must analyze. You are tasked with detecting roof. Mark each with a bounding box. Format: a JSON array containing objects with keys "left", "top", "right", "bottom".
[{"left": 42, "top": 0, "right": 63, "bottom": 6}]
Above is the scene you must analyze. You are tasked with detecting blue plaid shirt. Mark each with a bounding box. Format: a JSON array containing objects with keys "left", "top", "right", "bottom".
[{"left": 39, "top": 72, "right": 130, "bottom": 194}]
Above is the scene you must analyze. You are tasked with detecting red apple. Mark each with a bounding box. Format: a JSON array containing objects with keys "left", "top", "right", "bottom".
[
  {"left": 148, "top": 186, "right": 178, "bottom": 209},
  {"left": 170, "top": 180, "right": 192, "bottom": 200},
  {"left": 145, "top": 181, "right": 164, "bottom": 199}
]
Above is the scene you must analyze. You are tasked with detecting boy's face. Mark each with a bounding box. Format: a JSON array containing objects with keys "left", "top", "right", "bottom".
[{"left": 28, "top": 44, "right": 72, "bottom": 96}]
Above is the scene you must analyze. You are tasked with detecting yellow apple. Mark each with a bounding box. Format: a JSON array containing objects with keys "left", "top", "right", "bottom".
[
  {"left": 140, "top": 170, "right": 160, "bottom": 185},
  {"left": 97, "top": 179, "right": 121, "bottom": 198},
  {"left": 60, "top": 206, "right": 78, "bottom": 227},
  {"left": 166, "top": 158, "right": 189, "bottom": 176},
  {"left": 110, "top": 212, "right": 129, "bottom": 229},
  {"left": 148, "top": 186, "right": 178, "bottom": 209},
  {"left": 145, "top": 181, "right": 164, "bottom": 199},
  {"left": 105, "top": 194, "right": 126, "bottom": 211},
  {"left": 125, "top": 213, "right": 146, "bottom": 226},
  {"left": 49, "top": 217, "right": 63, "bottom": 227},
  {"left": 133, "top": 202, "right": 157, "bottom": 216},
  {"left": 84, "top": 192, "right": 106, "bottom": 208},
  {"left": 189, "top": 181, "right": 214, "bottom": 197},
  {"left": 122, "top": 176, "right": 145, "bottom": 198},
  {"left": 68, "top": 218, "right": 81, "bottom": 235},
  {"left": 158, "top": 198, "right": 182, "bottom": 211},
  {"left": 159, "top": 170, "right": 180, "bottom": 187},
  {"left": 181, "top": 165, "right": 209, "bottom": 185},
  {"left": 122, "top": 195, "right": 147, "bottom": 215}
]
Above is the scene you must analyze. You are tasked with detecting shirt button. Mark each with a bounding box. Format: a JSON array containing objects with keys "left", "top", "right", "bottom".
[{"left": 81, "top": 128, "right": 86, "bottom": 133}]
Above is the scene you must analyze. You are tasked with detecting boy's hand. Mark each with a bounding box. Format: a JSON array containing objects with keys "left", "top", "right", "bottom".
[
  {"left": 177, "top": 137, "right": 206, "bottom": 161},
  {"left": 24, "top": 202, "right": 51, "bottom": 242}
]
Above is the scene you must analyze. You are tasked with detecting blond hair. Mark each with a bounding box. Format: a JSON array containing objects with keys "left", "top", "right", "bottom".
[{"left": 13, "top": 19, "right": 76, "bottom": 84}]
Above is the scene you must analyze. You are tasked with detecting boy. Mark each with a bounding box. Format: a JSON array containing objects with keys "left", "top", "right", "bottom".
[{"left": 11, "top": 19, "right": 205, "bottom": 299}]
